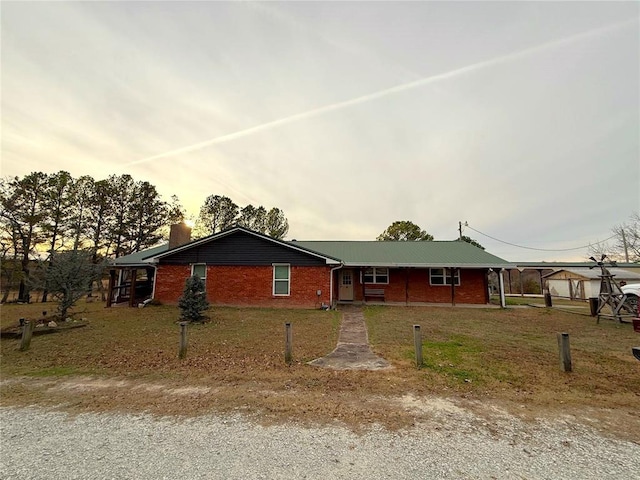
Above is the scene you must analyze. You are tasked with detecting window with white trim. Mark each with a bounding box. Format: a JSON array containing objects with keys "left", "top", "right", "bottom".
[
  {"left": 430, "top": 268, "right": 460, "bottom": 286},
  {"left": 361, "top": 267, "right": 389, "bottom": 284},
  {"left": 191, "top": 264, "right": 207, "bottom": 281},
  {"left": 273, "top": 264, "right": 290, "bottom": 296}
]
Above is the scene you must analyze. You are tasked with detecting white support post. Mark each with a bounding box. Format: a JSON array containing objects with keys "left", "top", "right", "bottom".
[{"left": 498, "top": 268, "right": 506, "bottom": 308}]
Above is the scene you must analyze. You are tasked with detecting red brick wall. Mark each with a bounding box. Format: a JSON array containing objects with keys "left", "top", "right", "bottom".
[
  {"left": 154, "top": 265, "right": 191, "bottom": 304},
  {"left": 154, "top": 264, "right": 332, "bottom": 308},
  {"left": 347, "top": 268, "right": 488, "bottom": 304}
]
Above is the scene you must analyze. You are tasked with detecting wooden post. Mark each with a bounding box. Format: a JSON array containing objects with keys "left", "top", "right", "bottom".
[
  {"left": 450, "top": 268, "right": 456, "bottom": 306},
  {"left": 178, "top": 321, "right": 188, "bottom": 359},
  {"left": 284, "top": 322, "right": 292, "bottom": 364},
  {"left": 106, "top": 269, "right": 116, "bottom": 307},
  {"left": 405, "top": 268, "right": 409, "bottom": 306},
  {"left": 537, "top": 269, "right": 544, "bottom": 295},
  {"left": 545, "top": 292, "right": 553, "bottom": 307},
  {"left": 557, "top": 333, "right": 572, "bottom": 372},
  {"left": 129, "top": 268, "right": 138, "bottom": 307},
  {"left": 519, "top": 269, "right": 524, "bottom": 296},
  {"left": 413, "top": 325, "right": 423, "bottom": 368},
  {"left": 19, "top": 319, "right": 34, "bottom": 351}
]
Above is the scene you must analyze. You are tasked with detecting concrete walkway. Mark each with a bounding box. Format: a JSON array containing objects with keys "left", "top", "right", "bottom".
[{"left": 308, "top": 306, "right": 391, "bottom": 370}]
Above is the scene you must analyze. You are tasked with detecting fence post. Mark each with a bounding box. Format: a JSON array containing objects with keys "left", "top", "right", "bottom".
[
  {"left": 19, "top": 319, "right": 33, "bottom": 351},
  {"left": 557, "top": 332, "right": 572, "bottom": 372},
  {"left": 284, "top": 322, "right": 292, "bottom": 364},
  {"left": 413, "top": 325, "right": 423, "bottom": 368},
  {"left": 178, "top": 321, "right": 188, "bottom": 359},
  {"left": 545, "top": 292, "right": 553, "bottom": 308}
]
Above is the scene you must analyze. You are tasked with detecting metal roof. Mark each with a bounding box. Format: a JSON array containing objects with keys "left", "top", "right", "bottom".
[
  {"left": 515, "top": 261, "right": 640, "bottom": 269},
  {"left": 110, "top": 243, "right": 169, "bottom": 267},
  {"left": 543, "top": 267, "right": 640, "bottom": 280},
  {"left": 292, "top": 240, "right": 512, "bottom": 268},
  {"left": 110, "top": 234, "right": 513, "bottom": 269}
]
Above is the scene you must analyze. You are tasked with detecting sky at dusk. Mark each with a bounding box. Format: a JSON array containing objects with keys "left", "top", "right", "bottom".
[{"left": 1, "top": 1, "right": 638, "bottom": 262}]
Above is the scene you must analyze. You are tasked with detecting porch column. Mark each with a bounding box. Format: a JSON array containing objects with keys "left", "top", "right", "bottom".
[
  {"left": 106, "top": 269, "right": 116, "bottom": 307},
  {"left": 484, "top": 269, "right": 491, "bottom": 304},
  {"left": 537, "top": 269, "right": 544, "bottom": 295},
  {"left": 450, "top": 267, "right": 457, "bottom": 306},
  {"left": 519, "top": 269, "right": 524, "bottom": 296},
  {"left": 507, "top": 269, "right": 512, "bottom": 294},
  {"left": 405, "top": 268, "right": 409, "bottom": 306},
  {"left": 498, "top": 268, "right": 506, "bottom": 308},
  {"left": 129, "top": 268, "right": 137, "bottom": 307}
]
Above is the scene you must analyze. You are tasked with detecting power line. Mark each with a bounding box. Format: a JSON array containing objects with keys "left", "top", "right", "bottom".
[{"left": 464, "top": 224, "right": 617, "bottom": 252}]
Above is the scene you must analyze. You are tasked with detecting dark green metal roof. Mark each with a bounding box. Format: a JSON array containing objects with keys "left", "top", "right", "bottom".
[
  {"left": 110, "top": 236, "right": 514, "bottom": 269},
  {"left": 291, "top": 241, "right": 512, "bottom": 268},
  {"left": 111, "top": 243, "right": 169, "bottom": 267}
]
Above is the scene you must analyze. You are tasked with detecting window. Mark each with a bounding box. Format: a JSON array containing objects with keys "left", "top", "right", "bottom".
[
  {"left": 191, "top": 264, "right": 207, "bottom": 281},
  {"left": 362, "top": 267, "right": 389, "bottom": 284},
  {"left": 273, "top": 264, "right": 290, "bottom": 296},
  {"left": 430, "top": 268, "right": 460, "bottom": 286}
]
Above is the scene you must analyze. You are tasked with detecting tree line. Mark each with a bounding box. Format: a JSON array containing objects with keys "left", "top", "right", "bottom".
[
  {"left": 194, "top": 195, "right": 289, "bottom": 240},
  {"left": 0, "top": 171, "right": 290, "bottom": 303}
]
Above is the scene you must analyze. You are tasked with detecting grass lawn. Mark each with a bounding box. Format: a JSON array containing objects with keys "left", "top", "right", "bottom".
[{"left": 1, "top": 300, "right": 639, "bottom": 437}]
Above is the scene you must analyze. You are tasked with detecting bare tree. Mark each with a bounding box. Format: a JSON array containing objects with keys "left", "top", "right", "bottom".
[
  {"left": 35, "top": 250, "right": 102, "bottom": 319},
  {"left": 612, "top": 212, "right": 639, "bottom": 262},
  {"left": 588, "top": 212, "right": 640, "bottom": 263}
]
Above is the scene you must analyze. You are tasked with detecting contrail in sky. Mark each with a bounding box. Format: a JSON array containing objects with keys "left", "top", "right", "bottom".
[{"left": 126, "top": 17, "right": 637, "bottom": 167}]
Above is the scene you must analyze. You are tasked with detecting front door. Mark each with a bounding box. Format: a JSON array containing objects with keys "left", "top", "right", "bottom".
[{"left": 339, "top": 269, "right": 354, "bottom": 301}]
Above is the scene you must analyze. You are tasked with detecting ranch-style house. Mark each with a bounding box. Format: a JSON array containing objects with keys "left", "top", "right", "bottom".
[{"left": 108, "top": 224, "right": 513, "bottom": 308}]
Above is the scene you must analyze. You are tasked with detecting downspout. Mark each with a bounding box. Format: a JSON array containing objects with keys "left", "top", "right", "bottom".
[
  {"left": 329, "top": 263, "right": 343, "bottom": 308},
  {"left": 151, "top": 265, "right": 158, "bottom": 301}
]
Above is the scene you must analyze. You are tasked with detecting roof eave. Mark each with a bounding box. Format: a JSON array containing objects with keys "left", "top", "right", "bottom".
[{"left": 341, "top": 262, "right": 515, "bottom": 269}]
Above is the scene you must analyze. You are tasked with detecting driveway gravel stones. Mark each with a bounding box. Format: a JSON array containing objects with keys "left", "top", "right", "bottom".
[{"left": 1, "top": 406, "right": 638, "bottom": 479}]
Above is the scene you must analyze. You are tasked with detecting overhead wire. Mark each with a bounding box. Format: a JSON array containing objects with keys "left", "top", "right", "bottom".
[{"left": 464, "top": 224, "right": 617, "bottom": 252}]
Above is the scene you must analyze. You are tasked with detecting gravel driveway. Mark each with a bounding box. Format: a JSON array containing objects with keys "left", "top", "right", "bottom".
[{"left": 2, "top": 406, "right": 639, "bottom": 479}]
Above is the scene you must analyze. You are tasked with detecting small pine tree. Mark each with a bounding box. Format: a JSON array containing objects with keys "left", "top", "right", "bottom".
[{"left": 178, "top": 275, "right": 209, "bottom": 322}]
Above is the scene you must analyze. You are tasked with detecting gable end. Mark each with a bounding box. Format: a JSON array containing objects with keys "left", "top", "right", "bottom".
[{"left": 158, "top": 230, "right": 329, "bottom": 266}]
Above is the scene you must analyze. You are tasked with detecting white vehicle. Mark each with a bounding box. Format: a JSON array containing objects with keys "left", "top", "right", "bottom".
[{"left": 621, "top": 283, "right": 640, "bottom": 314}]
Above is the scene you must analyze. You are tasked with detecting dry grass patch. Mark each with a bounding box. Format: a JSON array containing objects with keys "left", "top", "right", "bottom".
[
  {"left": 365, "top": 306, "right": 640, "bottom": 414},
  {"left": 1, "top": 301, "right": 639, "bottom": 439}
]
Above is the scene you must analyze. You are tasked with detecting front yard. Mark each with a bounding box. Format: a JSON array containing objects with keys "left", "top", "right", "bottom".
[{"left": 1, "top": 301, "right": 638, "bottom": 439}]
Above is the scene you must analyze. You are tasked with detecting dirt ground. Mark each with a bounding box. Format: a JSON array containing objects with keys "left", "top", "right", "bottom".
[{"left": 2, "top": 374, "right": 639, "bottom": 445}]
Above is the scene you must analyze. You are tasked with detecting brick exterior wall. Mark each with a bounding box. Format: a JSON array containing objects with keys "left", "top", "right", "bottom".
[
  {"left": 154, "top": 264, "right": 332, "bottom": 308},
  {"left": 344, "top": 268, "right": 489, "bottom": 304}
]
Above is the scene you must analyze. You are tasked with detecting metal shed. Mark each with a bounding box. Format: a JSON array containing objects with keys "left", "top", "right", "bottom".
[{"left": 544, "top": 268, "right": 640, "bottom": 300}]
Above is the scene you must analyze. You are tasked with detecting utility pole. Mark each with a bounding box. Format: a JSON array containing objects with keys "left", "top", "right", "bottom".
[{"left": 458, "top": 221, "right": 463, "bottom": 240}]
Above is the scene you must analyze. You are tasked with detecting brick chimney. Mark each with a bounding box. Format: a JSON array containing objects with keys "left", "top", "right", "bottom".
[{"left": 169, "top": 222, "right": 192, "bottom": 249}]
